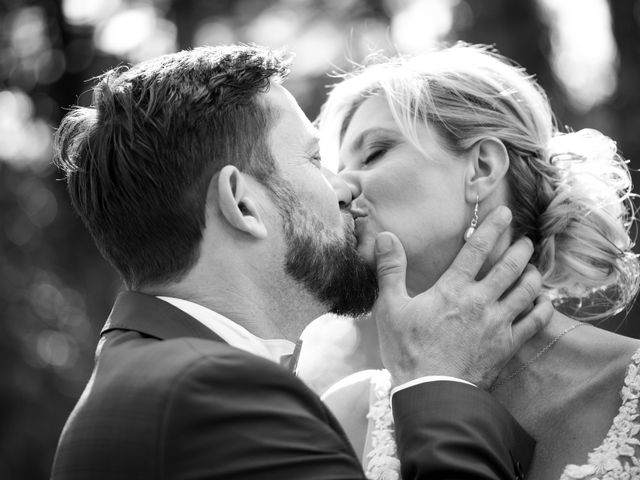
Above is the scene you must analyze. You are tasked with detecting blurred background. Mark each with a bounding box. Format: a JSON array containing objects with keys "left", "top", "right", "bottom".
[{"left": 1, "top": 0, "right": 640, "bottom": 478}]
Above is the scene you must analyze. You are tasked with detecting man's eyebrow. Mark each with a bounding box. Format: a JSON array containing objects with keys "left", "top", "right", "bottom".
[{"left": 349, "top": 128, "right": 401, "bottom": 153}]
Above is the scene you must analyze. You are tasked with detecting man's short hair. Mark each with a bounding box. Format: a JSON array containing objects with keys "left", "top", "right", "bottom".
[{"left": 54, "top": 45, "right": 290, "bottom": 289}]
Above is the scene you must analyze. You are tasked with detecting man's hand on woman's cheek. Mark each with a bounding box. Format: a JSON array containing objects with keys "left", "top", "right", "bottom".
[{"left": 372, "top": 205, "right": 554, "bottom": 389}]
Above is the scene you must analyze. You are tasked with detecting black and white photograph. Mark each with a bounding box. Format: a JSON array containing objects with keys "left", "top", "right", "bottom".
[{"left": 2, "top": 1, "right": 640, "bottom": 479}]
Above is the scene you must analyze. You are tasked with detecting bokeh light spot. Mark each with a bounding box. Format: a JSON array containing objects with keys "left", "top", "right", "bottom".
[
  {"left": 95, "top": 5, "right": 177, "bottom": 61},
  {"left": 62, "top": 0, "right": 122, "bottom": 27},
  {"left": 36, "top": 330, "right": 77, "bottom": 368},
  {"left": 391, "top": 0, "right": 457, "bottom": 53},
  {"left": 30, "top": 281, "right": 65, "bottom": 321},
  {"left": 538, "top": 0, "right": 617, "bottom": 112},
  {"left": 193, "top": 19, "right": 237, "bottom": 47},
  {"left": 9, "top": 6, "right": 49, "bottom": 59},
  {"left": 0, "top": 89, "right": 53, "bottom": 171},
  {"left": 244, "top": 6, "right": 299, "bottom": 47}
]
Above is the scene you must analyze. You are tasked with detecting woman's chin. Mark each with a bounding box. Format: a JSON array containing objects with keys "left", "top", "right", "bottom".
[{"left": 356, "top": 238, "right": 377, "bottom": 268}]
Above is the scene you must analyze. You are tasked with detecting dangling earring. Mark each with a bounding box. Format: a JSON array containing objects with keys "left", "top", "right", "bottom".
[{"left": 464, "top": 195, "right": 479, "bottom": 242}]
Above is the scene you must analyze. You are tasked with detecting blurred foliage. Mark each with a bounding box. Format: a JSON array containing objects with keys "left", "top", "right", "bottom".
[{"left": 1, "top": 0, "right": 639, "bottom": 478}]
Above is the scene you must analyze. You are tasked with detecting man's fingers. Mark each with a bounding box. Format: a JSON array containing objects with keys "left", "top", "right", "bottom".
[
  {"left": 480, "top": 237, "right": 535, "bottom": 300},
  {"left": 511, "top": 295, "right": 554, "bottom": 349},
  {"left": 499, "top": 264, "right": 542, "bottom": 318},
  {"left": 446, "top": 206, "right": 512, "bottom": 282},
  {"left": 375, "top": 232, "right": 409, "bottom": 303}
]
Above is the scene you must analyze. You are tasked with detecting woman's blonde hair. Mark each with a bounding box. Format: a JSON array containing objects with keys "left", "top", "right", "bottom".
[{"left": 318, "top": 43, "right": 639, "bottom": 321}]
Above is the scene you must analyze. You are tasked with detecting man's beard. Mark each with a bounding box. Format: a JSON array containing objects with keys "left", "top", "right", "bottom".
[{"left": 269, "top": 178, "right": 378, "bottom": 316}]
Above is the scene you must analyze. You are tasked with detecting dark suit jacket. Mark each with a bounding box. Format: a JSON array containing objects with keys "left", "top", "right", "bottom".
[{"left": 51, "top": 291, "right": 534, "bottom": 479}]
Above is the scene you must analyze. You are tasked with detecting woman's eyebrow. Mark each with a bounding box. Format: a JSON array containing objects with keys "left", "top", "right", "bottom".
[{"left": 349, "top": 128, "right": 401, "bottom": 153}]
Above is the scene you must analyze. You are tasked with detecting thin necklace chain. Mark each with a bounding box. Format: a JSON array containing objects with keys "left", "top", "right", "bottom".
[{"left": 489, "top": 322, "right": 590, "bottom": 392}]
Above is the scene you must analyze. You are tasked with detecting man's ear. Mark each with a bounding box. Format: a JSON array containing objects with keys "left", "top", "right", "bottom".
[
  {"left": 465, "top": 137, "right": 510, "bottom": 203},
  {"left": 215, "top": 165, "right": 268, "bottom": 239}
]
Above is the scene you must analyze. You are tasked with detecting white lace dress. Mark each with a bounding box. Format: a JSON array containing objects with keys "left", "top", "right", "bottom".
[{"left": 363, "top": 350, "right": 640, "bottom": 480}]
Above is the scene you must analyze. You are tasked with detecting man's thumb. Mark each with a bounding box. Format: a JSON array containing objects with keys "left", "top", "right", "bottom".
[{"left": 375, "top": 232, "right": 408, "bottom": 300}]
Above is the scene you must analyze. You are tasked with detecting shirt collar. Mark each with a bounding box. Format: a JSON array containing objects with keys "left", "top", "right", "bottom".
[{"left": 155, "top": 296, "right": 296, "bottom": 364}]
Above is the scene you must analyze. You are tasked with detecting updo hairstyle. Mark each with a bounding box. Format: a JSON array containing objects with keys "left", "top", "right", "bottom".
[{"left": 318, "top": 43, "right": 639, "bottom": 321}]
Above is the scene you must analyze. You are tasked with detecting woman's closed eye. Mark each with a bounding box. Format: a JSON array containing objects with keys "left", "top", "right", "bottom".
[
  {"left": 362, "top": 140, "right": 394, "bottom": 166},
  {"left": 363, "top": 149, "right": 385, "bottom": 165}
]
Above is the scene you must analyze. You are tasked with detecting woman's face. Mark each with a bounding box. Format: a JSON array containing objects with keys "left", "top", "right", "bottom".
[{"left": 338, "top": 95, "right": 472, "bottom": 295}]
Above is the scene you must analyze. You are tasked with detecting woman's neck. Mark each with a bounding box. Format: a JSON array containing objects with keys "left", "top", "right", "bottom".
[
  {"left": 492, "top": 312, "right": 586, "bottom": 389},
  {"left": 490, "top": 309, "right": 638, "bottom": 418}
]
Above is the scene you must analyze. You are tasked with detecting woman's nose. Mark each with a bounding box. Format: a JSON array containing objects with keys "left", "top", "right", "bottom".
[{"left": 323, "top": 168, "right": 360, "bottom": 209}]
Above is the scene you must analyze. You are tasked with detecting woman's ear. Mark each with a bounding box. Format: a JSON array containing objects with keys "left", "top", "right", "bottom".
[
  {"left": 465, "top": 137, "right": 510, "bottom": 203},
  {"left": 214, "top": 165, "right": 268, "bottom": 239}
]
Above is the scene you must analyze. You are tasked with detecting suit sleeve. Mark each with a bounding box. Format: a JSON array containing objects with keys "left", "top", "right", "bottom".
[{"left": 392, "top": 380, "right": 534, "bottom": 480}]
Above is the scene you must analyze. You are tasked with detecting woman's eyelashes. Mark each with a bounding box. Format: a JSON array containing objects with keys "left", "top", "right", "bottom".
[
  {"left": 363, "top": 149, "right": 385, "bottom": 165},
  {"left": 362, "top": 140, "right": 395, "bottom": 166}
]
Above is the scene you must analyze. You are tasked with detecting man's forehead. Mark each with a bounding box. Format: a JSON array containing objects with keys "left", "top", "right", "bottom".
[
  {"left": 263, "top": 84, "right": 318, "bottom": 147},
  {"left": 262, "top": 83, "right": 296, "bottom": 110}
]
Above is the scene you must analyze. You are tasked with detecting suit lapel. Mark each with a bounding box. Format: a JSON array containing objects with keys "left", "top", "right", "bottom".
[{"left": 102, "top": 291, "right": 225, "bottom": 343}]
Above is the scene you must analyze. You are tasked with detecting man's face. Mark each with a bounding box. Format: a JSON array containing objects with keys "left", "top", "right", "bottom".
[{"left": 263, "top": 84, "right": 377, "bottom": 315}]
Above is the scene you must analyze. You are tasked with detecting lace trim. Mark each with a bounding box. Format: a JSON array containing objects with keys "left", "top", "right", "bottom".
[
  {"left": 364, "top": 370, "right": 401, "bottom": 480},
  {"left": 561, "top": 348, "right": 640, "bottom": 480},
  {"left": 363, "top": 349, "right": 640, "bottom": 480}
]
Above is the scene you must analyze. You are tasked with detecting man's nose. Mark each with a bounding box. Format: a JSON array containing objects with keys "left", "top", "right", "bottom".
[{"left": 323, "top": 168, "right": 360, "bottom": 209}]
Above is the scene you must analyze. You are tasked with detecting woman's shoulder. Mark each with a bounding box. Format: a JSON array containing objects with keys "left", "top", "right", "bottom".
[
  {"left": 598, "top": 331, "right": 640, "bottom": 374},
  {"left": 322, "top": 369, "right": 386, "bottom": 413},
  {"left": 561, "top": 342, "right": 640, "bottom": 479},
  {"left": 321, "top": 369, "right": 389, "bottom": 460}
]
